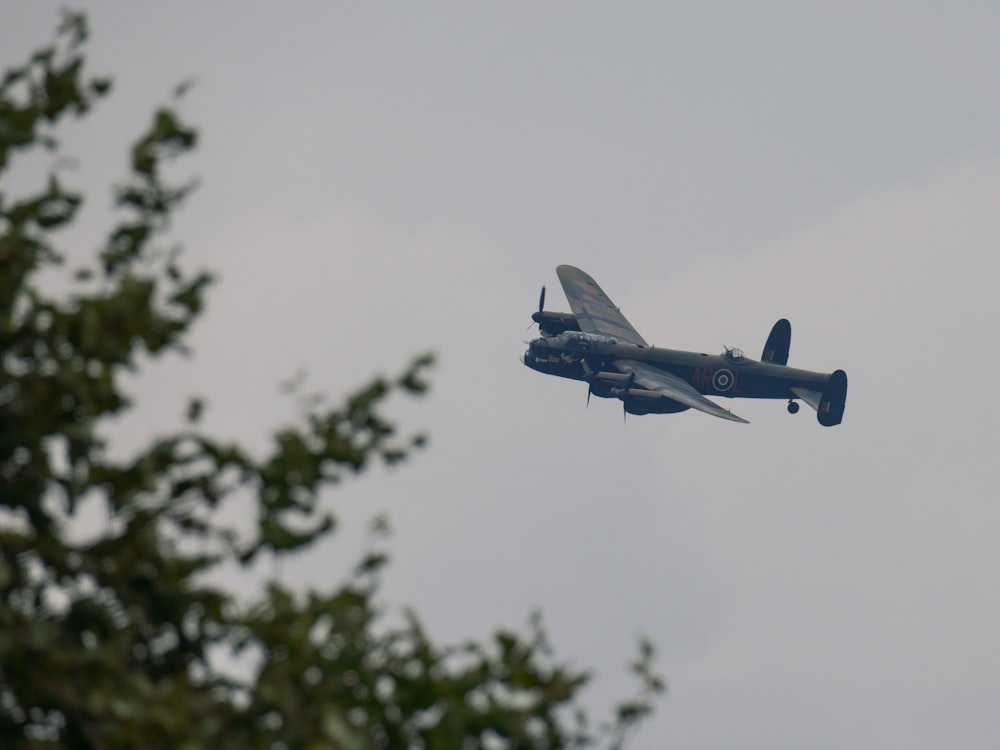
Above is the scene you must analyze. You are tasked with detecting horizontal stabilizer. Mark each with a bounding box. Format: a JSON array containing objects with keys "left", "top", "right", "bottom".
[{"left": 790, "top": 386, "right": 821, "bottom": 411}]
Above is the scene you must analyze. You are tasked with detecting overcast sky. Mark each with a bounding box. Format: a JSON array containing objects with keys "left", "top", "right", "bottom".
[{"left": 5, "top": 3, "right": 1000, "bottom": 747}]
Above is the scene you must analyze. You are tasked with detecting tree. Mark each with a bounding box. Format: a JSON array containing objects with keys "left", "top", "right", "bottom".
[{"left": 0, "top": 13, "right": 663, "bottom": 749}]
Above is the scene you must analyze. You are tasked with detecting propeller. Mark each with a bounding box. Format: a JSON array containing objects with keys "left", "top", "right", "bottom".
[
  {"left": 527, "top": 285, "right": 547, "bottom": 331},
  {"left": 619, "top": 371, "right": 635, "bottom": 423},
  {"left": 582, "top": 360, "right": 594, "bottom": 409},
  {"left": 621, "top": 371, "right": 636, "bottom": 393}
]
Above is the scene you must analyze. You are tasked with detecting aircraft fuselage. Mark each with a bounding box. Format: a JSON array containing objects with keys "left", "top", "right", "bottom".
[{"left": 523, "top": 334, "right": 828, "bottom": 401}]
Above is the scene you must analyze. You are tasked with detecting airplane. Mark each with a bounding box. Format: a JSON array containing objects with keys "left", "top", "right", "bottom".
[{"left": 523, "top": 265, "right": 847, "bottom": 426}]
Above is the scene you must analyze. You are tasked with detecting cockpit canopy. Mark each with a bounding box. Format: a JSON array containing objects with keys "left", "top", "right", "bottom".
[
  {"left": 556, "top": 331, "right": 619, "bottom": 350},
  {"left": 531, "top": 330, "right": 619, "bottom": 352},
  {"left": 724, "top": 346, "right": 745, "bottom": 362}
]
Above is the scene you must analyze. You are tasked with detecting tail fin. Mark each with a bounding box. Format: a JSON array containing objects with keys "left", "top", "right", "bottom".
[
  {"left": 817, "top": 369, "right": 848, "bottom": 427},
  {"left": 789, "top": 369, "right": 848, "bottom": 426},
  {"left": 761, "top": 319, "right": 791, "bottom": 365}
]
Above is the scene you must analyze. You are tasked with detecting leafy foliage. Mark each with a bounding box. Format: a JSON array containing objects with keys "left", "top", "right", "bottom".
[{"left": 0, "top": 13, "right": 663, "bottom": 749}]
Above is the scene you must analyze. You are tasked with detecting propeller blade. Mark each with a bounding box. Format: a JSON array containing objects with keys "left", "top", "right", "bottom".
[
  {"left": 620, "top": 371, "right": 635, "bottom": 423},
  {"left": 529, "top": 286, "right": 547, "bottom": 331},
  {"left": 587, "top": 387, "right": 591, "bottom": 409}
]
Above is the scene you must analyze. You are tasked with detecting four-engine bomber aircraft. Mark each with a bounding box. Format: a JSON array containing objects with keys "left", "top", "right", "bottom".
[{"left": 523, "top": 265, "right": 847, "bottom": 426}]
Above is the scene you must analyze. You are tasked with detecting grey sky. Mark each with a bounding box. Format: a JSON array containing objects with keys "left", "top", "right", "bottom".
[{"left": 4, "top": 3, "right": 1000, "bottom": 747}]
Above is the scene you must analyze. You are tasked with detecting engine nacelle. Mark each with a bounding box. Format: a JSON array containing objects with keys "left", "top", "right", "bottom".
[
  {"left": 623, "top": 396, "right": 689, "bottom": 415},
  {"left": 586, "top": 370, "right": 632, "bottom": 400},
  {"left": 587, "top": 381, "right": 617, "bottom": 399},
  {"left": 531, "top": 311, "right": 580, "bottom": 336},
  {"left": 592, "top": 371, "right": 632, "bottom": 385}
]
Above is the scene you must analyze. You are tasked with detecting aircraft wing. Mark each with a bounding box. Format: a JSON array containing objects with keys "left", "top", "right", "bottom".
[
  {"left": 557, "top": 265, "right": 649, "bottom": 346},
  {"left": 616, "top": 360, "right": 750, "bottom": 424}
]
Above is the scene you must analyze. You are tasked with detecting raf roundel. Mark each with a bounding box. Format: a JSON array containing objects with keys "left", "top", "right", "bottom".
[{"left": 712, "top": 368, "right": 735, "bottom": 392}]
